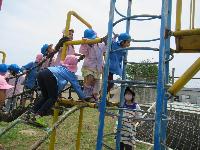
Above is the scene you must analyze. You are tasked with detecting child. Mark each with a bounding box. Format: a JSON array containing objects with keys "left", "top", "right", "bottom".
[
  {"left": 0, "top": 64, "right": 8, "bottom": 76},
  {"left": 79, "top": 28, "right": 106, "bottom": 100},
  {"left": 108, "top": 33, "right": 131, "bottom": 93},
  {"left": 0, "top": 75, "right": 13, "bottom": 110},
  {"left": 22, "top": 54, "right": 43, "bottom": 89},
  {"left": 21, "top": 54, "right": 43, "bottom": 105},
  {"left": 27, "top": 55, "right": 89, "bottom": 119},
  {"left": 54, "top": 29, "right": 82, "bottom": 66},
  {"left": 5, "top": 64, "right": 25, "bottom": 112},
  {"left": 120, "top": 87, "right": 142, "bottom": 150},
  {"left": 40, "top": 43, "right": 55, "bottom": 68}
]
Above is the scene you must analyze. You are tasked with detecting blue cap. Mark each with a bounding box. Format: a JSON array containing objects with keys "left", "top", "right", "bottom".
[
  {"left": 8, "top": 64, "right": 21, "bottom": 73},
  {"left": 0, "top": 64, "right": 8, "bottom": 73},
  {"left": 83, "top": 29, "right": 97, "bottom": 39},
  {"left": 117, "top": 33, "right": 131, "bottom": 43},
  {"left": 41, "top": 44, "right": 49, "bottom": 55}
]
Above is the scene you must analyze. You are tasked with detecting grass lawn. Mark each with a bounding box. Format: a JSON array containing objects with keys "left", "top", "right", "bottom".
[{"left": 0, "top": 108, "right": 149, "bottom": 150}]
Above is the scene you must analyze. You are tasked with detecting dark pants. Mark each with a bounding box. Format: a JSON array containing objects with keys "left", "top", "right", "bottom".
[
  {"left": 120, "top": 142, "right": 133, "bottom": 150},
  {"left": 32, "top": 69, "right": 58, "bottom": 116},
  {"left": 107, "top": 72, "right": 114, "bottom": 93}
]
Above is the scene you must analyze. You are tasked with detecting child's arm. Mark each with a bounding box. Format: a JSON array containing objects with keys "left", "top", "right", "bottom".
[{"left": 63, "top": 73, "right": 86, "bottom": 99}]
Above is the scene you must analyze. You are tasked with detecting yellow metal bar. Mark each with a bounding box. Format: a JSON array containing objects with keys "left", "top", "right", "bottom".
[
  {"left": 65, "top": 11, "right": 92, "bottom": 36},
  {"left": 192, "top": 0, "right": 195, "bottom": 29},
  {"left": 190, "top": 0, "right": 192, "bottom": 29},
  {"left": 59, "top": 99, "right": 96, "bottom": 108},
  {"left": 0, "top": 51, "right": 6, "bottom": 63},
  {"left": 76, "top": 108, "right": 84, "bottom": 150},
  {"left": 65, "top": 38, "right": 102, "bottom": 46},
  {"left": 49, "top": 102, "right": 60, "bottom": 150},
  {"left": 176, "top": 0, "right": 182, "bottom": 31},
  {"left": 172, "top": 28, "right": 200, "bottom": 37},
  {"left": 58, "top": 99, "right": 118, "bottom": 108},
  {"left": 168, "top": 57, "right": 200, "bottom": 95},
  {"left": 61, "top": 11, "right": 93, "bottom": 61}
]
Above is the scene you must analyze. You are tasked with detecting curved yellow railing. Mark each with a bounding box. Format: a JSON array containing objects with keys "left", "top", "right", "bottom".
[
  {"left": 61, "top": 11, "right": 93, "bottom": 61},
  {"left": 0, "top": 51, "right": 6, "bottom": 63}
]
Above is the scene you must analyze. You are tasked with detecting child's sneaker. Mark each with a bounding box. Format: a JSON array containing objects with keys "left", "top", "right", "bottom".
[{"left": 34, "top": 116, "right": 48, "bottom": 128}]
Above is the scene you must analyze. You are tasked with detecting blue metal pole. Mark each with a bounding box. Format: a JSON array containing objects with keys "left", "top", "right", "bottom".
[
  {"left": 161, "top": 0, "right": 172, "bottom": 149},
  {"left": 96, "top": 0, "right": 116, "bottom": 149},
  {"left": 116, "top": 0, "right": 132, "bottom": 149},
  {"left": 154, "top": 0, "right": 167, "bottom": 149}
]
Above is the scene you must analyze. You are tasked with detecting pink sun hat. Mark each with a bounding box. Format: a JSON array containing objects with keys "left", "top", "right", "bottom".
[
  {"left": 0, "top": 75, "right": 14, "bottom": 90},
  {"left": 35, "top": 54, "right": 43, "bottom": 63},
  {"left": 61, "top": 55, "right": 78, "bottom": 73}
]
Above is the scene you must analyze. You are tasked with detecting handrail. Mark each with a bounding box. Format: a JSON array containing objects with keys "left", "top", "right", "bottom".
[
  {"left": 0, "top": 51, "right": 6, "bottom": 63},
  {"left": 61, "top": 11, "right": 93, "bottom": 60}
]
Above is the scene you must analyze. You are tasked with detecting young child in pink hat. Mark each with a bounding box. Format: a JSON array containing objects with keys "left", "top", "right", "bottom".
[
  {"left": 0, "top": 75, "right": 13, "bottom": 110},
  {"left": 27, "top": 55, "right": 88, "bottom": 120}
]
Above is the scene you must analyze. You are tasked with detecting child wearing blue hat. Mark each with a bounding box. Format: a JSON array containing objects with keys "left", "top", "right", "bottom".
[
  {"left": 79, "top": 28, "right": 106, "bottom": 100},
  {"left": 21, "top": 54, "right": 43, "bottom": 105},
  {"left": 22, "top": 54, "right": 43, "bottom": 90},
  {"left": 41, "top": 43, "right": 55, "bottom": 68},
  {"left": 0, "top": 64, "right": 8, "bottom": 76},
  {"left": 108, "top": 33, "right": 131, "bottom": 93},
  {"left": 5, "top": 64, "right": 25, "bottom": 112}
]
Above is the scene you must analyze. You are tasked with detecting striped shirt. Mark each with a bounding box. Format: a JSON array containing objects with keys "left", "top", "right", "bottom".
[{"left": 120, "top": 102, "right": 142, "bottom": 147}]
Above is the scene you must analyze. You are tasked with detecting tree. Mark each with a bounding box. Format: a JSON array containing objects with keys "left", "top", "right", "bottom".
[
  {"left": 126, "top": 59, "right": 158, "bottom": 82},
  {"left": 126, "top": 59, "right": 158, "bottom": 103}
]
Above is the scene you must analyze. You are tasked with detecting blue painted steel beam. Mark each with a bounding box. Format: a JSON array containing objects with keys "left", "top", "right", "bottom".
[
  {"left": 111, "top": 47, "right": 159, "bottom": 52},
  {"left": 96, "top": 0, "right": 116, "bottom": 149},
  {"left": 113, "top": 15, "right": 161, "bottom": 26},
  {"left": 161, "top": 0, "right": 172, "bottom": 149},
  {"left": 116, "top": 0, "right": 132, "bottom": 149},
  {"left": 109, "top": 80, "right": 157, "bottom": 85},
  {"left": 154, "top": 0, "right": 169, "bottom": 149}
]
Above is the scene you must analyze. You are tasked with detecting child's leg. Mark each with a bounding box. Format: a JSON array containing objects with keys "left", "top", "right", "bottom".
[
  {"left": 83, "top": 74, "right": 95, "bottom": 97},
  {"left": 31, "top": 70, "right": 49, "bottom": 113},
  {"left": 124, "top": 144, "right": 133, "bottom": 150},
  {"left": 5, "top": 98, "right": 16, "bottom": 112},
  {"left": 36, "top": 69, "right": 58, "bottom": 115},
  {"left": 107, "top": 72, "right": 114, "bottom": 93},
  {"left": 93, "top": 79, "right": 101, "bottom": 99},
  {"left": 120, "top": 142, "right": 125, "bottom": 150}
]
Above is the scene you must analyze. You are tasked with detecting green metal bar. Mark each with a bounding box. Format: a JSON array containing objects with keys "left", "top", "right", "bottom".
[{"left": 0, "top": 118, "right": 21, "bottom": 137}]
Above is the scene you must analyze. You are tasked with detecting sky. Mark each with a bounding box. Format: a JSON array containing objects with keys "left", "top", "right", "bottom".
[{"left": 0, "top": 0, "right": 200, "bottom": 86}]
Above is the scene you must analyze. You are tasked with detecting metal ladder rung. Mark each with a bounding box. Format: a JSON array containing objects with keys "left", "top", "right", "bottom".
[
  {"left": 113, "top": 15, "right": 161, "bottom": 26},
  {"left": 109, "top": 80, "right": 157, "bottom": 85},
  {"left": 111, "top": 47, "right": 159, "bottom": 53}
]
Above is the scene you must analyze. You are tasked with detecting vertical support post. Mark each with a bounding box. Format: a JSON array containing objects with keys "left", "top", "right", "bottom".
[
  {"left": 176, "top": 0, "right": 182, "bottom": 31},
  {"left": 154, "top": 0, "right": 168, "bottom": 149},
  {"left": 115, "top": 0, "right": 132, "bottom": 150},
  {"left": 190, "top": 0, "right": 195, "bottom": 29},
  {"left": 0, "top": 51, "right": 6, "bottom": 63},
  {"left": 96, "top": 0, "right": 116, "bottom": 149},
  {"left": 49, "top": 103, "right": 60, "bottom": 150},
  {"left": 161, "top": 0, "right": 172, "bottom": 149},
  {"left": 76, "top": 108, "right": 84, "bottom": 150}
]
